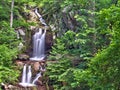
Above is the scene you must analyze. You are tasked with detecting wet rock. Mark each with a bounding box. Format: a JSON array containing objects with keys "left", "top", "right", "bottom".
[
  {"left": 35, "top": 80, "right": 43, "bottom": 86},
  {"left": 15, "top": 60, "right": 24, "bottom": 67},
  {"left": 33, "top": 62, "right": 40, "bottom": 71},
  {"left": 15, "top": 30, "right": 20, "bottom": 39},
  {"left": 45, "top": 29, "right": 53, "bottom": 51},
  {"left": 39, "top": 62, "right": 46, "bottom": 72},
  {"left": 18, "top": 42, "right": 24, "bottom": 50},
  {"left": 30, "top": 26, "right": 36, "bottom": 30},
  {"left": 18, "top": 54, "right": 29, "bottom": 60},
  {"left": 18, "top": 29, "right": 25, "bottom": 36},
  {"left": 15, "top": 27, "right": 26, "bottom": 40},
  {"left": 1, "top": 83, "right": 8, "bottom": 90},
  {"left": 5, "top": 84, "right": 47, "bottom": 90},
  {"left": 8, "top": 85, "right": 17, "bottom": 89}
]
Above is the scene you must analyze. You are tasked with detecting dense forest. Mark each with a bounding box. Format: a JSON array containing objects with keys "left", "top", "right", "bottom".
[{"left": 0, "top": 0, "right": 120, "bottom": 90}]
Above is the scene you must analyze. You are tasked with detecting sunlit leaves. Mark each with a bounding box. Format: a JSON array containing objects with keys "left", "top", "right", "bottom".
[
  {"left": 28, "top": 2, "right": 36, "bottom": 7},
  {"left": 0, "top": 45, "right": 19, "bottom": 83},
  {"left": 87, "top": 4, "right": 120, "bottom": 89},
  {"left": 99, "top": 5, "right": 120, "bottom": 43},
  {"left": 61, "top": 0, "right": 88, "bottom": 8}
]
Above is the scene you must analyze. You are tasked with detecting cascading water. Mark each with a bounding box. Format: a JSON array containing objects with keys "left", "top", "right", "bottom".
[
  {"left": 27, "top": 66, "right": 32, "bottom": 83},
  {"left": 21, "top": 64, "right": 27, "bottom": 83},
  {"left": 30, "top": 28, "right": 46, "bottom": 61},
  {"left": 19, "top": 65, "right": 35, "bottom": 87},
  {"left": 19, "top": 64, "right": 44, "bottom": 87},
  {"left": 19, "top": 8, "right": 47, "bottom": 87},
  {"left": 32, "top": 72, "right": 42, "bottom": 84}
]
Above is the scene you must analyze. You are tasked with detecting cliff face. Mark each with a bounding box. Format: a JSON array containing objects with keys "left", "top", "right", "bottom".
[
  {"left": 16, "top": 7, "right": 53, "bottom": 59},
  {"left": 12, "top": 7, "right": 53, "bottom": 89}
]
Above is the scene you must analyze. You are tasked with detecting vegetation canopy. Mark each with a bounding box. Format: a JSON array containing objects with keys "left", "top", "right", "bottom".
[{"left": 0, "top": 0, "right": 120, "bottom": 90}]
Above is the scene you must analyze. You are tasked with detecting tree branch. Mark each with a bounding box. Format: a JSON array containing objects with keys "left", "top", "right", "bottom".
[{"left": 10, "top": 0, "right": 14, "bottom": 28}]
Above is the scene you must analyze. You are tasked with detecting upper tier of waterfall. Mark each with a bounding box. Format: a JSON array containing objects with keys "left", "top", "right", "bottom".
[{"left": 30, "top": 28, "right": 46, "bottom": 61}]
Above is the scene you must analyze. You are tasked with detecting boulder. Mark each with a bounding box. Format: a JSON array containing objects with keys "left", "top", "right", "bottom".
[
  {"left": 33, "top": 62, "right": 40, "bottom": 71},
  {"left": 18, "top": 29, "right": 25, "bottom": 36},
  {"left": 18, "top": 42, "right": 24, "bottom": 50},
  {"left": 18, "top": 54, "right": 29, "bottom": 60},
  {"left": 15, "top": 60, "right": 24, "bottom": 67}
]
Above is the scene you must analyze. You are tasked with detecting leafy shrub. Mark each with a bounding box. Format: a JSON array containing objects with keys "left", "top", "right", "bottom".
[
  {"left": 87, "top": 5, "right": 120, "bottom": 89},
  {"left": 0, "top": 21, "right": 20, "bottom": 84}
]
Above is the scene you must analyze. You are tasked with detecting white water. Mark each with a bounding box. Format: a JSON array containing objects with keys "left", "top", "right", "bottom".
[
  {"left": 27, "top": 66, "right": 32, "bottom": 83},
  {"left": 19, "top": 65, "right": 35, "bottom": 87},
  {"left": 32, "top": 72, "right": 42, "bottom": 84},
  {"left": 30, "top": 28, "right": 46, "bottom": 61},
  {"left": 35, "top": 8, "right": 47, "bottom": 26},
  {"left": 19, "top": 8, "right": 46, "bottom": 87},
  {"left": 21, "top": 64, "right": 27, "bottom": 83}
]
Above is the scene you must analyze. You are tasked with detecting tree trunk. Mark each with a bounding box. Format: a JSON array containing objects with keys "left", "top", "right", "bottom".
[{"left": 10, "top": 0, "right": 14, "bottom": 28}]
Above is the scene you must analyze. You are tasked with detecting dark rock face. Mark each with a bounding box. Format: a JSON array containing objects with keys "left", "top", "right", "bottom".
[
  {"left": 16, "top": 8, "right": 53, "bottom": 58},
  {"left": 45, "top": 29, "right": 53, "bottom": 52}
]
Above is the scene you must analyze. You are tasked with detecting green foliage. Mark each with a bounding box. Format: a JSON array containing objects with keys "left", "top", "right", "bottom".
[
  {"left": 49, "top": 29, "right": 93, "bottom": 60},
  {"left": 0, "top": 1, "right": 10, "bottom": 20},
  {"left": 46, "top": 0, "right": 120, "bottom": 90},
  {"left": 0, "top": 65, "right": 19, "bottom": 84},
  {"left": 0, "top": 26, "right": 20, "bottom": 83},
  {"left": 13, "top": 19, "right": 29, "bottom": 28},
  {"left": 0, "top": 0, "right": 20, "bottom": 84},
  {"left": 0, "top": 45, "right": 17, "bottom": 65},
  {"left": 0, "top": 42, "right": 19, "bottom": 84},
  {"left": 0, "top": 23, "right": 18, "bottom": 45},
  {"left": 49, "top": 38, "right": 68, "bottom": 60},
  {"left": 46, "top": 0, "right": 95, "bottom": 89},
  {"left": 88, "top": 44, "right": 120, "bottom": 89},
  {"left": 95, "top": 0, "right": 113, "bottom": 10},
  {"left": 1, "top": 0, "right": 119, "bottom": 89},
  {"left": 46, "top": 58, "right": 72, "bottom": 90},
  {"left": 87, "top": 4, "right": 120, "bottom": 89},
  {"left": 47, "top": 28, "right": 93, "bottom": 89}
]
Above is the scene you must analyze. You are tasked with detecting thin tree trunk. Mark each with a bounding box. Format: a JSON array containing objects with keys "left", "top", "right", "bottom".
[{"left": 10, "top": 0, "right": 14, "bottom": 28}]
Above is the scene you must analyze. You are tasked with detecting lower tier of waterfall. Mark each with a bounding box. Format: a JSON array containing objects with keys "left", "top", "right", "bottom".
[{"left": 19, "top": 64, "right": 42, "bottom": 87}]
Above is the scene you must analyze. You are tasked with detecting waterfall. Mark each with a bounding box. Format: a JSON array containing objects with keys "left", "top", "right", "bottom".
[
  {"left": 19, "top": 64, "right": 42, "bottom": 87},
  {"left": 33, "top": 28, "right": 42, "bottom": 57},
  {"left": 19, "top": 8, "right": 47, "bottom": 87},
  {"left": 30, "top": 28, "right": 46, "bottom": 61},
  {"left": 19, "top": 65, "right": 35, "bottom": 87},
  {"left": 21, "top": 64, "right": 27, "bottom": 83},
  {"left": 32, "top": 72, "right": 41, "bottom": 84},
  {"left": 27, "top": 66, "right": 32, "bottom": 83}
]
